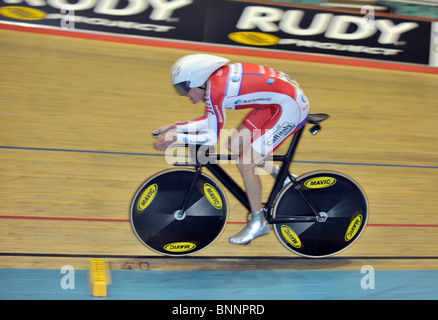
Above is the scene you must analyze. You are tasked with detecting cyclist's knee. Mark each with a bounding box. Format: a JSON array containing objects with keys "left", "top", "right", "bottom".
[
  {"left": 237, "top": 160, "right": 257, "bottom": 175},
  {"left": 236, "top": 149, "right": 260, "bottom": 174}
]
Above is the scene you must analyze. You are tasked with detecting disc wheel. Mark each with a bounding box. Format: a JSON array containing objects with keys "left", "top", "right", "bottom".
[
  {"left": 130, "top": 169, "right": 228, "bottom": 256},
  {"left": 273, "top": 171, "right": 368, "bottom": 258}
]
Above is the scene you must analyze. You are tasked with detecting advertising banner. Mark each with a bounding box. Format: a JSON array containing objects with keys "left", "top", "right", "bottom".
[
  {"left": 0, "top": 0, "right": 434, "bottom": 66},
  {"left": 204, "top": 0, "right": 431, "bottom": 65},
  {"left": 0, "top": 0, "right": 206, "bottom": 42},
  {"left": 430, "top": 22, "right": 438, "bottom": 67}
]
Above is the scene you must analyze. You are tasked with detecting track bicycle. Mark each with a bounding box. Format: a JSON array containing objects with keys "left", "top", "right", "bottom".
[{"left": 130, "top": 113, "right": 369, "bottom": 258}]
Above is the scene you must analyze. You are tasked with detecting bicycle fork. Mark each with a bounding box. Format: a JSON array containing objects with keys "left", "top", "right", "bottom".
[
  {"left": 291, "top": 176, "right": 328, "bottom": 222},
  {"left": 265, "top": 175, "right": 327, "bottom": 224},
  {"left": 175, "top": 164, "right": 203, "bottom": 219},
  {"left": 266, "top": 128, "right": 328, "bottom": 224}
]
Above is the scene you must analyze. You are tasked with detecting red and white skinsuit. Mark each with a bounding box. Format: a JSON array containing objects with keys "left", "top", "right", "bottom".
[{"left": 175, "top": 63, "right": 310, "bottom": 155}]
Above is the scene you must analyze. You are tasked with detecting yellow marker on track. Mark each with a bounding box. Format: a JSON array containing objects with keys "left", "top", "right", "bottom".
[{"left": 89, "top": 258, "right": 111, "bottom": 297}]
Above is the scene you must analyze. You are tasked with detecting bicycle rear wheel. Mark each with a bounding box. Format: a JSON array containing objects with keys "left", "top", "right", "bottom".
[
  {"left": 130, "top": 169, "right": 228, "bottom": 256},
  {"left": 273, "top": 171, "right": 368, "bottom": 258}
]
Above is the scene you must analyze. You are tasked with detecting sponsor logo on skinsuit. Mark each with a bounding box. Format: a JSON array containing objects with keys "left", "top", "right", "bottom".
[{"left": 264, "top": 122, "right": 296, "bottom": 147}]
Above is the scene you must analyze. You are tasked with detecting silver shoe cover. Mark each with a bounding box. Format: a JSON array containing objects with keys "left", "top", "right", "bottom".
[{"left": 229, "top": 210, "right": 271, "bottom": 245}]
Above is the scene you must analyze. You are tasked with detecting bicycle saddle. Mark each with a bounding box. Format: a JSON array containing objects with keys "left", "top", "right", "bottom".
[{"left": 307, "top": 113, "right": 329, "bottom": 125}]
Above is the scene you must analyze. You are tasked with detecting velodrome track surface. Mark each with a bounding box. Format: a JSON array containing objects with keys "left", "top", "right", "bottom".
[{"left": 0, "top": 24, "right": 437, "bottom": 300}]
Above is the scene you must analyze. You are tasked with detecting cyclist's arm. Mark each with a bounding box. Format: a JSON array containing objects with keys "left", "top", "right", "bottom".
[
  {"left": 175, "top": 129, "right": 217, "bottom": 146},
  {"left": 175, "top": 105, "right": 222, "bottom": 146},
  {"left": 175, "top": 114, "right": 218, "bottom": 146},
  {"left": 174, "top": 82, "right": 226, "bottom": 146},
  {"left": 175, "top": 116, "right": 208, "bottom": 132}
]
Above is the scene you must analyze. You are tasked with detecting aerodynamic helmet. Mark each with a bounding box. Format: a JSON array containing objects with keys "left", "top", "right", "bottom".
[{"left": 170, "top": 54, "right": 230, "bottom": 95}]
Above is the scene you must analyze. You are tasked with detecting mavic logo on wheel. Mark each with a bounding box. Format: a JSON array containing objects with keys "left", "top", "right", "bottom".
[
  {"left": 137, "top": 184, "right": 158, "bottom": 212},
  {"left": 304, "top": 177, "right": 337, "bottom": 189},
  {"left": 164, "top": 242, "right": 196, "bottom": 253},
  {"left": 281, "top": 225, "right": 302, "bottom": 248},
  {"left": 204, "top": 183, "right": 222, "bottom": 209},
  {"left": 345, "top": 214, "right": 363, "bottom": 241}
]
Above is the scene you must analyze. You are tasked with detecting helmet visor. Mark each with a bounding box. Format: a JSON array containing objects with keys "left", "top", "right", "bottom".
[{"left": 174, "top": 81, "right": 191, "bottom": 95}]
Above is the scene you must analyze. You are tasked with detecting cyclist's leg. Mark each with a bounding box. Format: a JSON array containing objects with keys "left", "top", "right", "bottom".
[
  {"left": 228, "top": 101, "right": 305, "bottom": 245},
  {"left": 228, "top": 129, "right": 271, "bottom": 245},
  {"left": 227, "top": 114, "right": 273, "bottom": 244},
  {"left": 228, "top": 122, "right": 276, "bottom": 176},
  {"left": 228, "top": 107, "right": 286, "bottom": 245},
  {"left": 227, "top": 122, "right": 264, "bottom": 213},
  {"left": 227, "top": 107, "right": 287, "bottom": 210}
]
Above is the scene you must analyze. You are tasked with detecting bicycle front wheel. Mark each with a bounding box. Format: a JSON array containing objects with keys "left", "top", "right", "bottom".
[
  {"left": 130, "top": 169, "right": 228, "bottom": 256},
  {"left": 273, "top": 171, "right": 368, "bottom": 258}
]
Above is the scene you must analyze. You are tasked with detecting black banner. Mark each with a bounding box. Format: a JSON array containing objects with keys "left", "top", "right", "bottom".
[
  {"left": 0, "top": 0, "right": 206, "bottom": 42},
  {"left": 0, "top": 0, "right": 432, "bottom": 65},
  {"left": 204, "top": 0, "right": 431, "bottom": 65}
]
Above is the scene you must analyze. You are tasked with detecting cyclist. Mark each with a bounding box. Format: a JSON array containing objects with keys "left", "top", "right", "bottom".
[{"left": 153, "top": 54, "right": 310, "bottom": 245}]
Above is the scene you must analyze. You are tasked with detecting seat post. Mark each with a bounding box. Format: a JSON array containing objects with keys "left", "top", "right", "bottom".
[
  {"left": 285, "top": 125, "right": 304, "bottom": 160},
  {"left": 265, "top": 126, "right": 305, "bottom": 209}
]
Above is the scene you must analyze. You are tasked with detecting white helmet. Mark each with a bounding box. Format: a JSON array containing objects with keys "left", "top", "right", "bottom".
[{"left": 171, "top": 54, "right": 230, "bottom": 95}]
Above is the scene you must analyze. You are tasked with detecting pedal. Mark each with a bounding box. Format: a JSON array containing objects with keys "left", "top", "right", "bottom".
[{"left": 89, "top": 258, "right": 111, "bottom": 297}]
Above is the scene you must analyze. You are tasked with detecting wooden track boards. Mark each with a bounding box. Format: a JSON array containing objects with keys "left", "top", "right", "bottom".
[{"left": 1, "top": 29, "right": 438, "bottom": 271}]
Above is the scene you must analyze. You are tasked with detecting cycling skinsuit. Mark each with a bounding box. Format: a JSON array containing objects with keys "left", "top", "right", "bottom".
[{"left": 175, "top": 63, "right": 310, "bottom": 155}]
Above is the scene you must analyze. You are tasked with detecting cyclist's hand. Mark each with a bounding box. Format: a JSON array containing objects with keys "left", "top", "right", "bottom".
[
  {"left": 152, "top": 124, "right": 176, "bottom": 138},
  {"left": 154, "top": 131, "right": 177, "bottom": 151}
]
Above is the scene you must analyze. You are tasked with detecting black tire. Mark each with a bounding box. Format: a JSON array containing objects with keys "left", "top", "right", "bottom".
[
  {"left": 130, "top": 169, "right": 228, "bottom": 256},
  {"left": 273, "top": 171, "right": 368, "bottom": 258}
]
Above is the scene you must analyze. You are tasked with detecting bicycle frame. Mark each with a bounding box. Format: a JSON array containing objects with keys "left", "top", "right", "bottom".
[{"left": 173, "top": 114, "right": 329, "bottom": 225}]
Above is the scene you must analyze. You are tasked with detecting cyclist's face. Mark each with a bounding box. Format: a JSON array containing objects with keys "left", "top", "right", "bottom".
[{"left": 185, "top": 87, "right": 204, "bottom": 104}]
